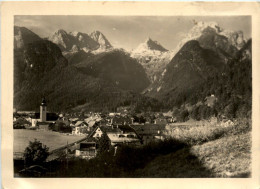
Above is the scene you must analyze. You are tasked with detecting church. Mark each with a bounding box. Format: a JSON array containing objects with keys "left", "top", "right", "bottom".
[{"left": 31, "top": 98, "right": 59, "bottom": 130}]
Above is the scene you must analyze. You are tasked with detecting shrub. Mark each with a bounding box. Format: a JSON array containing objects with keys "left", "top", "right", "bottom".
[{"left": 24, "top": 139, "right": 49, "bottom": 166}]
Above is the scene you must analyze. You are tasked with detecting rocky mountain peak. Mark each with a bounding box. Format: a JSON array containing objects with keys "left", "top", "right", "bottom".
[
  {"left": 220, "top": 30, "right": 246, "bottom": 49},
  {"left": 49, "top": 29, "right": 113, "bottom": 52},
  {"left": 14, "top": 26, "right": 42, "bottom": 49},
  {"left": 133, "top": 38, "right": 168, "bottom": 54},
  {"left": 55, "top": 29, "right": 68, "bottom": 36},
  {"left": 90, "top": 30, "right": 112, "bottom": 49}
]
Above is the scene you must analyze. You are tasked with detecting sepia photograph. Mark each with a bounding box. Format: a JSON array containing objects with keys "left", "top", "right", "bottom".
[
  {"left": 2, "top": 1, "right": 260, "bottom": 189},
  {"left": 12, "top": 14, "right": 252, "bottom": 178}
]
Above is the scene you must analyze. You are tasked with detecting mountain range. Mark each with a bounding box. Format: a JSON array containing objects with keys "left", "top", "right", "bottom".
[
  {"left": 48, "top": 29, "right": 112, "bottom": 53},
  {"left": 13, "top": 22, "right": 251, "bottom": 118}
]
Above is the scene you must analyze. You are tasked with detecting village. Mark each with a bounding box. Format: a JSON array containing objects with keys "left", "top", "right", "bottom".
[{"left": 13, "top": 98, "right": 178, "bottom": 161}]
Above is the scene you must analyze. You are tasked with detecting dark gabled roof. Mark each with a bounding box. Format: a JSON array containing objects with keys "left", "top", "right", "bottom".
[
  {"left": 80, "top": 142, "right": 96, "bottom": 149},
  {"left": 30, "top": 112, "right": 58, "bottom": 121},
  {"left": 117, "top": 125, "right": 136, "bottom": 133},
  {"left": 112, "top": 116, "right": 132, "bottom": 123}
]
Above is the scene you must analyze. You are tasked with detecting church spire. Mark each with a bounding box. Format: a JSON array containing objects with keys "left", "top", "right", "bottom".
[
  {"left": 40, "top": 97, "right": 47, "bottom": 122},
  {"left": 41, "top": 97, "right": 47, "bottom": 106}
]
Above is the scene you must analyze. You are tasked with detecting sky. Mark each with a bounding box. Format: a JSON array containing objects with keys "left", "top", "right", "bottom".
[{"left": 14, "top": 16, "right": 251, "bottom": 51}]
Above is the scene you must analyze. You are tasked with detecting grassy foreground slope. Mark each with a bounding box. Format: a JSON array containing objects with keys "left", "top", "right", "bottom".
[{"left": 135, "top": 132, "right": 251, "bottom": 177}]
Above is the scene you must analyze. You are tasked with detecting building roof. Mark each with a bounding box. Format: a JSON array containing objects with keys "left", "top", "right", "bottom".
[
  {"left": 112, "top": 116, "right": 132, "bottom": 124},
  {"left": 132, "top": 124, "right": 166, "bottom": 135},
  {"left": 69, "top": 118, "right": 79, "bottom": 122},
  {"left": 106, "top": 133, "right": 140, "bottom": 143},
  {"left": 88, "top": 120, "right": 96, "bottom": 127},
  {"left": 75, "top": 121, "right": 87, "bottom": 127}
]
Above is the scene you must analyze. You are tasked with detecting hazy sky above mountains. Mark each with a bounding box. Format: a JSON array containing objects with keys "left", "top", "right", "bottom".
[{"left": 15, "top": 16, "right": 251, "bottom": 51}]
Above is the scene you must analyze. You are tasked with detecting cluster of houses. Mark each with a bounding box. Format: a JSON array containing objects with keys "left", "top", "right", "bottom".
[{"left": 14, "top": 98, "right": 177, "bottom": 160}]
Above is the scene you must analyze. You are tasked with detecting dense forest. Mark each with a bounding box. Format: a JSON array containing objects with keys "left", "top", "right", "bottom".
[{"left": 167, "top": 40, "right": 252, "bottom": 121}]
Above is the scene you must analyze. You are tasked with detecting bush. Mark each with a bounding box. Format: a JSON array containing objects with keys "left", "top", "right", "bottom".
[{"left": 24, "top": 139, "right": 49, "bottom": 166}]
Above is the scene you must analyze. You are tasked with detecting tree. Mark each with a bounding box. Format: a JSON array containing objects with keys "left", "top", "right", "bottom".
[
  {"left": 177, "top": 109, "right": 189, "bottom": 122},
  {"left": 24, "top": 139, "right": 49, "bottom": 166},
  {"left": 97, "top": 134, "right": 110, "bottom": 156},
  {"left": 190, "top": 106, "right": 200, "bottom": 120}
]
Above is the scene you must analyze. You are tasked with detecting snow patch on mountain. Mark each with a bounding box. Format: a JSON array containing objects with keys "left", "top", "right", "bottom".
[
  {"left": 130, "top": 38, "right": 174, "bottom": 83},
  {"left": 132, "top": 37, "right": 168, "bottom": 54}
]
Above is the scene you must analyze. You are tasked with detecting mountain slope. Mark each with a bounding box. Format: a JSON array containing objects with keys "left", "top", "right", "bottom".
[
  {"left": 15, "top": 49, "right": 151, "bottom": 112},
  {"left": 146, "top": 40, "right": 226, "bottom": 100},
  {"left": 14, "top": 27, "right": 151, "bottom": 111},
  {"left": 143, "top": 22, "right": 248, "bottom": 108},
  {"left": 73, "top": 49, "right": 150, "bottom": 93},
  {"left": 14, "top": 26, "right": 42, "bottom": 49}
]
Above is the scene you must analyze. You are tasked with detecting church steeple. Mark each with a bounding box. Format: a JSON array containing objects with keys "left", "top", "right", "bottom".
[
  {"left": 40, "top": 97, "right": 47, "bottom": 122},
  {"left": 41, "top": 97, "right": 47, "bottom": 106}
]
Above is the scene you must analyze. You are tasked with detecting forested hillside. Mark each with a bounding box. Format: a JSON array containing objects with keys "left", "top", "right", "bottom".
[{"left": 169, "top": 40, "right": 252, "bottom": 121}]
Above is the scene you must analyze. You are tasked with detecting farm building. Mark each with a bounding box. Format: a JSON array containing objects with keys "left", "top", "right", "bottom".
[{"left": 75, "top": 142, "right": 97, "bottom": 159}]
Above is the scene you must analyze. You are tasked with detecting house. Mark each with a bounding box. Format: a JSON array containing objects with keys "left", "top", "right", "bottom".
[
  {"left": 88, "top": 125, "right": 142, "bottom": 146},
  {"left": 116, "top": 106, "right": 131, "bottom": 113},
  {"left": 133, "top": 124, "right": 166, "bottom": 145},
  {"left": 84, "top": 116, "right": 102, "bottom": 127},
  {"left": 106, "top": 131, "right": 141, "bottom": 146},
  {"left": 72, "top": 126, "right": 89, "bottom": 135},
  {"left": 111, "top": 116, "right": 133, "bottom": 125},
  {"left": 71, "top": 121, "right": 89, "bottom": 135},
  {"left": 69, "top": 118, "right": 79, "bottom": 126},
  {"left": 75, "top": 142, "right": 97, "bottom": 159},
  {"left": 154, "top": 118, "right": 168, "bottom": 125},
  {"left": 109, "top": 112, "right": 121, "bottom": 117},
  {"left": 205, "top": 94, "right": 217, "bottom": 107},
  {"left": 89, "top": 126, "right": 106, "bottom": 138}
]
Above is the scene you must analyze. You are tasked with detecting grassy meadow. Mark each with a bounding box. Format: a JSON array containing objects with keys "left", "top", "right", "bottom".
[{"left": 14, "top": 130, "right": 85, "bottom": 153}]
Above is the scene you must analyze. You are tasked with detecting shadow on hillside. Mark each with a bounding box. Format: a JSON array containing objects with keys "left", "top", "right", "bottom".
[
  {"left": 130, "top": 142, "right": 215, "bottom": 178},
  {"left": 106, "top": 139, "right": 216, "bottom": 178}
]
